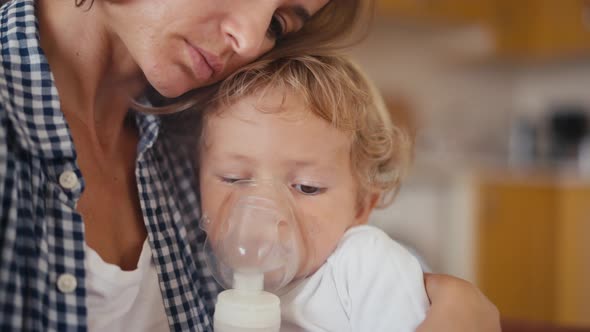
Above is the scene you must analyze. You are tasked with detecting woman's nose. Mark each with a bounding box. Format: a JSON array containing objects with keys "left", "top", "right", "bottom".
[{"left": 221, "top": 3, "right": 275, "bottom": 58}]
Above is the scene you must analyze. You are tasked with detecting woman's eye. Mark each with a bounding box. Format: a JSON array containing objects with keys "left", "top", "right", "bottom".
[
  {"left": 267, "top": 15, "right": 285, "bottom": 40},
  {"left": 293, "top": 184, "right": 325, "bottom": 196}
]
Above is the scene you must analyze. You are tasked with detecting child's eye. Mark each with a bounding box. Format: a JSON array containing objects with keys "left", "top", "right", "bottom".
[
  {"left": 220, "top": 176, "right": 243, "bottom": 184},
  {"left": 267, "top": 14, "right": 285, "bottom": 40},
  {"left": 293, "top": 184, "right": 325, "bottom": 196}
]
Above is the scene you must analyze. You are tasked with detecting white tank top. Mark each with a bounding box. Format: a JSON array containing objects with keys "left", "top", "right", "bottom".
[{"left": 85, "top": 239, "right": 170, "bottom": 332}]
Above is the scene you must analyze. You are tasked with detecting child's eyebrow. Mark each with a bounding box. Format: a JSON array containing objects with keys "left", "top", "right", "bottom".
[
  {"left": 289, "top": 160, "right": 317, "bottom": 168},
  {"left": 221, "top": 153, "right": 255, "bottom": 163},
  {"left": 285, "top": 160, "right": 336, "bottom": 173}
]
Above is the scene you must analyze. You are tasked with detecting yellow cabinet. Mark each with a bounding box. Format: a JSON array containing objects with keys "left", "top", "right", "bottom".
[
  {"left": 475, "top": 174, "right": 590, "bottom": 327},
  {"left": 378, "top": 0, "right": 590, "bottom": 59},
  {"left": 555, "top": 185, "right": 590, "bottom": 327},
  {"left": 377, "top": 0, "right": 494, "bottom": 23},
  {"left": 491, "top": 0, "right": 590, "bottom": 59},
  {"left": 476, "top": 177, "right": 557, "bottom": 322}
]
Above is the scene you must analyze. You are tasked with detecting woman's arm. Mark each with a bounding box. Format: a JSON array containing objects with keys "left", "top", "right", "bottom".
[{"left": 417, "top": 274, "right": 501, "bottom": 332}]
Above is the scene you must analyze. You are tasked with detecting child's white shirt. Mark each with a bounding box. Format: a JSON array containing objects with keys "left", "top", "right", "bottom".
[{"left": 279, "top": 225, "right": 430, "bottom": 332}]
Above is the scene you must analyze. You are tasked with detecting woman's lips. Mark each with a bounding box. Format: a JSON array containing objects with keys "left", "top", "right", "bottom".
[
  {"left": 186, "top": 41, "right": 222, "bottom": 81},
  {"left": 199, "top": 47, "right": 224, "bottom": 74}
]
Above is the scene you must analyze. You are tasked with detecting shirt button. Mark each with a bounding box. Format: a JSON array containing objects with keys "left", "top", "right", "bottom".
[
  {"left": 57, "top": 273, "right": 77, "bottom": 293},
  {"left": 59, "top": 170, "right": 79, "bottom": 190}
]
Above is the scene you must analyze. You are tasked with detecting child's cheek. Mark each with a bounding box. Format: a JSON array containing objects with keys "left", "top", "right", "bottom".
[{"left": 296, "top": 210, "right": 342, "bottom": 278}]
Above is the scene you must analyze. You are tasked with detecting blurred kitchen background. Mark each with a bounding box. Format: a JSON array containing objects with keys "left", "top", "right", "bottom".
[{"left": 348, "top": 0, "right": 590, "bottom": 330}]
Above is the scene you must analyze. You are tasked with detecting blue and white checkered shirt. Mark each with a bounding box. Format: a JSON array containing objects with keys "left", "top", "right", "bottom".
[{"left": 0, "top": 1, "right": 221, "bottom": 330}]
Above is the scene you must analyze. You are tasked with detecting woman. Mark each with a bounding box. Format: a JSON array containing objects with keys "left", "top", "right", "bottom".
[{"left": 0, "top": 0, "right": 499, "bottom": 331}]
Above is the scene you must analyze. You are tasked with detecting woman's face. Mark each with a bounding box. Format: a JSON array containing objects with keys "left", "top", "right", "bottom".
[{"left": 103, "top": 0, "right": 330, "bottom": 98}]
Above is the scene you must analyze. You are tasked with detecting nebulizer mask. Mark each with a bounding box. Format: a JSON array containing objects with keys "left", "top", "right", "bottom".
[{"left": 200, "top": 180, "right": 314, "bottom": 331}]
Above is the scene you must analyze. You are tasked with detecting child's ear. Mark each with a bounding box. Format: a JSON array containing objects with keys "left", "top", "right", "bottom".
[{"left": 354, "top": 192, "right": 381, "bottom": 226}]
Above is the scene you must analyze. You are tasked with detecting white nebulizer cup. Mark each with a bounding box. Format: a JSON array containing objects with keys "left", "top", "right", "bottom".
[{"left": 200, "top": 180, "right": 313, "bottom": 332}]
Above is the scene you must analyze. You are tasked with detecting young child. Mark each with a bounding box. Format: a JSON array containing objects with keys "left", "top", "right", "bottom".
[{"left": 194, "top": 54, "right": 429, "bottom": 331}]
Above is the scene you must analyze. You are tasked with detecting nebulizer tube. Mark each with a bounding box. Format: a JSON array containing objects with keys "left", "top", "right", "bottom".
[{"left": 200, "top": 180, "right": 312, "bottom": 331}]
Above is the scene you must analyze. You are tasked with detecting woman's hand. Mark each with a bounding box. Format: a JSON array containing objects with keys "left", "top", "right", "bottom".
[{"left": 417, "top": 273, "right": 501, "bottom": 332}]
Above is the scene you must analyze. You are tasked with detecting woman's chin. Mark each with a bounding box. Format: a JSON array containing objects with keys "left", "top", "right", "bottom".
[
  {"left": 145, "top": 69, "right": 201, "bottom": 99},
  {"left": 150, "top": 81, "right": 191, "bottom": 99}
]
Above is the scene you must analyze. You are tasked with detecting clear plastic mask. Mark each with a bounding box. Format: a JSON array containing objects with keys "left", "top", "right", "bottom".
[{"left": 200, "top": 180, "right": 314, "bottom": 293}]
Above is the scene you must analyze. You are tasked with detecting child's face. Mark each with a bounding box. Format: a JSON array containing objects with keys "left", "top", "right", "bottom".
[{"left": 199, "top": 88, "right": 376, "bottom": 276}]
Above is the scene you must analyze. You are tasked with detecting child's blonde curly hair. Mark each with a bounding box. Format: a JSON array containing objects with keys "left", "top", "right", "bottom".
[{"left": 201, "top": 55, "right": 413, "bottom": 208}]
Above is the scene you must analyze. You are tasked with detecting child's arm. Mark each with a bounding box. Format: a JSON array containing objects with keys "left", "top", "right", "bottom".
[
  {"left": 329, "top": 225, "right": 430, "bottom": 332},
  {"left": 417, "top": 274, "right": 501, "bottom": 332}
]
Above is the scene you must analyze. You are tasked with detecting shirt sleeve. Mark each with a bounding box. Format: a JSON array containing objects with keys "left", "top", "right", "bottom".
[{"left": 328, "top": 226, "right": 430, "bottom": 332}]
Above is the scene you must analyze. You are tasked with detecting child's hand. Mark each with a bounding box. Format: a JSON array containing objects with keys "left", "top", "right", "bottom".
[{"left": 417, "top": 273, "right": 501, "bottom": 332}]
